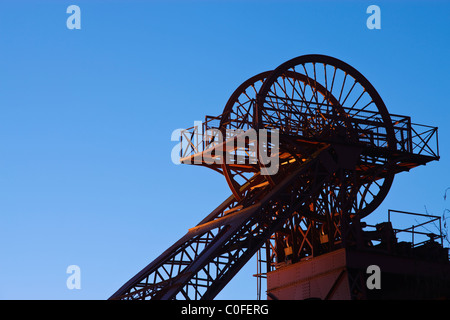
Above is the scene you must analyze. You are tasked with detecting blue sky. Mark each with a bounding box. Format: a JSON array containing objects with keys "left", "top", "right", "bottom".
[{"left": 0, "top": 0, "right": 449, "bottom": 299}]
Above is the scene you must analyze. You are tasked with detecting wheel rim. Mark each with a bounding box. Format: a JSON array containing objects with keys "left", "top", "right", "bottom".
[{"left": 256, "top": 54, "right": 396, "bottom": 219}]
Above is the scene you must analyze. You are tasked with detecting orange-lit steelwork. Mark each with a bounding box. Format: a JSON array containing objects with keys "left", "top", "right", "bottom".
[{"left": 110, "top": 55, "right": 445, "bottom": 300}]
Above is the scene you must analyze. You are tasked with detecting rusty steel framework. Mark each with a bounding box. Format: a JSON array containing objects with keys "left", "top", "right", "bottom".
[{"left": 109, "top": 55, "right": 440, "bottom": 300}]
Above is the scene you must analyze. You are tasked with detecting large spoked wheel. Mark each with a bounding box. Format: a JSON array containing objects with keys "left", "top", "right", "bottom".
[
  {"left": 256, "top": 54, "right": 396, "bottom": 219},
  {"left": 218, "top": 69, "right": 353, "bottom": 203},
  {"left": 219, "top": 71, "right": 273, "bottom": 201}
]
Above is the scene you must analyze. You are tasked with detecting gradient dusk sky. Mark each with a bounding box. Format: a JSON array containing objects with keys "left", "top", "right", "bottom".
[{"left": 0, "top": 0, "right": 449, "bottom": 299}]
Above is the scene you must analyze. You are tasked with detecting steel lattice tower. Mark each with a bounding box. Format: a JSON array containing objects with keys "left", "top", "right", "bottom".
[{"left": 109, "top": 55, "right": 442, "bottom": 300}]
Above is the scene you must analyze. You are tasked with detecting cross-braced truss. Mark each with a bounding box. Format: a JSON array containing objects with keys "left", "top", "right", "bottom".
[{"left": 110, "top": 55, "right": 439, "bottom": 300}]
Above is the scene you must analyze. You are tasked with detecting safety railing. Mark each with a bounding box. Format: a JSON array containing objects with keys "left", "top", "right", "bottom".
[
  {"left": 179, "top": 105, "right": 439, "bottom": 162},
  {"left": 179, "top": 115, "right": 222, "bottom": 160},
  {"left": 387, "top": 209, "right": 444, "bottom": 247}
]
